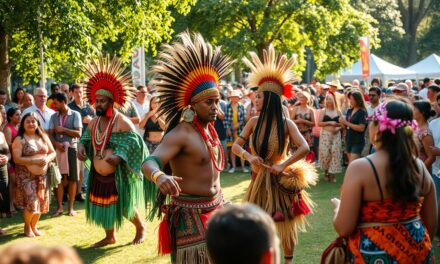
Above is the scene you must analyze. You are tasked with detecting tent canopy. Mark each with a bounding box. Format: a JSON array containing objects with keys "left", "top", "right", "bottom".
[
  {"left": 326, "top": 54, "right": 417, "bottom": 83},
  {"left": 407, "top": 54, "right": 440, "bottom": 79}
]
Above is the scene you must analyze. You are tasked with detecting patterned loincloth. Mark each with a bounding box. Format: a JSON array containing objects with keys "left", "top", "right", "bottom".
[{"left": 158, "top": 192, "right": 227, "bottom": 264}]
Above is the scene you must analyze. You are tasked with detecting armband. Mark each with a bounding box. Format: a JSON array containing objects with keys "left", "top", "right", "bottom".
[{"left": 143, "top": 155, "right": 163, "bottom": 170}]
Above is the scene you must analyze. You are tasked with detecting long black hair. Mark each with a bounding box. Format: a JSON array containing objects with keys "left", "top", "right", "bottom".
[
  {"left": 252, "top": 91, "right": 286, "bottom": 159},
  {"left": 6, "top": 107, "right": 19, "bottom": 123},
  {"left": 375, "top": 99, "right": 420, "bottom": 202},
  {"left": 13, "top": 87, "right": 25, "bottom": 104}
]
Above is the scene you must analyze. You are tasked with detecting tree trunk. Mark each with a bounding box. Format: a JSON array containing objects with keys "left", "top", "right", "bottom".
[
  {"left": 407, "top": 31, "right": 417, "bottom": 66},
  {"left": 0, "top": 26, "right": 11, "bottom": 102}
]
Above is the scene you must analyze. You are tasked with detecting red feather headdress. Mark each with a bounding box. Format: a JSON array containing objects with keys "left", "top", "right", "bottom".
[
  {"left": 82, "top": 54, "right": 136, "bottom": 116},
  {"left": 242, "top": 44, "right": 297, "bottom": 99}
]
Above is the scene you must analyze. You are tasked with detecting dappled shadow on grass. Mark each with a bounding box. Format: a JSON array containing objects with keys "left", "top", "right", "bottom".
[{"left": 74, "top": 243, "right": 129, "bottom": 263}]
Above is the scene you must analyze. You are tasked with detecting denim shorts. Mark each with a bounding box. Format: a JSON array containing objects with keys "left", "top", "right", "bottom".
[{"left": 345, "top": 143, "right": 364, "bottom": 155}]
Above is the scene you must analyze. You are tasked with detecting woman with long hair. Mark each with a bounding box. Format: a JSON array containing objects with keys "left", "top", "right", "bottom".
[
  {"left": 12, "top": 113, "right": 56, "bottom": 237},
  {"left": 290, "top": 91, "right": 315, "bottom": 160},
  {"left": 318, "top": 92, "right": 343, "bottom": 182},
  {"left": 13, "top": 87, "right": 25, "bottom": 108},
  {"left": 339, "top": 89, "right": 368, "bottom": 164},
  {"left": 139, "top": 96, "right": 165, "bottom": 153},
  {"left": 3, "top": 107, "right": 20, "bottom": 213},
  {"left": 232, "top": 45, "right": 317, "bottom": 263},
  {"left": 413, "top": 101, "right": 436, "bottom": 173},
  {"left": 332, "top": 99, "right": 437, "bottom": 263}
]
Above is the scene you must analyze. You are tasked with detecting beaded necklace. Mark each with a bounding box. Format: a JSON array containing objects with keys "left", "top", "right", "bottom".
[
  {"left": 192, "top": 116, "right": 224, "bottom": 172},
  {"left": 92, "top": 112, "right": 118, "bottom": 159}
]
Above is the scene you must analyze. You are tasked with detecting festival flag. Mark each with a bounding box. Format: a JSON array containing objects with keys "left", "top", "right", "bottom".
[
  {"left": 131, "top": 46, "right": 145, "bottom": 88},
  {"left": 359, "top": 37, "right": 370, "bottom": 79}
]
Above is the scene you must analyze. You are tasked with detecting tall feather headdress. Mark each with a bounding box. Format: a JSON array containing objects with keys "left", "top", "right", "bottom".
[
  {"left": 151, "top": 32, "right": 234, "bottom": 126},
  {"left": 82, "top": 54, "right": 136, "bottom": 116},
  {"left": 242, "top": 44, "right": 296, "bottom": 98}
]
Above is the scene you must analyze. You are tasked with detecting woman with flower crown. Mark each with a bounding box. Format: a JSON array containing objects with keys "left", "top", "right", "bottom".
[
  {"left": 332, "top": 98, "right": 437, "bottom": 263},
  {"left": 232, "top": 45, "right": 317, "bottom": 263}
]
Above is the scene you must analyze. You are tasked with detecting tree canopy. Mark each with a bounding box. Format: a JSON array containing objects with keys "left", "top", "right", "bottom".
[
  {"left": 0, "top": 0, "right": 195, "bottom": 85},
  {"left": 173, "top": 0, "right": 379, "bottom": 79}
]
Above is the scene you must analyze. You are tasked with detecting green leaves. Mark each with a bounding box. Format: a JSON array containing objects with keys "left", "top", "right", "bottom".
[
  {"left": 2, "top": 0, "right": 194, "bottom": 84},
  {"left": 173, "top": 0, "right": 378, "bottom": 79}
]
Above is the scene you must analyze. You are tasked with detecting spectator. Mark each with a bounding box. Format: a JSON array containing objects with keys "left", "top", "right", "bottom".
[
  {"left": 332, "top": 100, "right": 436, "bottom": 263},
  {"left": 414, "top": 101, "right": 435, "bottom": 173},
  {"left": 21, "top": 92, "right": 34, "bottom": 111},
  {"left": 46, "top": 83, "right": 60, "bottom": 110},
  {"left": 13, "top": 87, "right": 25, "bottom": 109},
  {"left": 391, "top": 82, "right": 409, "bottom": 98},
  {"left": 435, "top": 79, "right": 440, "bottom": 86},
  {"left": 363, "top": 87, "right": 382, "bottom": 156},
  {"left": 12, "top": 112, "right": 56, "bottom": 237},
  {"left": 339, "top": 90, "right": 367, "bottom": 164},
  {"left": 370, "top": 78, "right": 381, "bottom": 88},
  {"left": 0, "top": 112, "right": 10, "bottom": 219},
  {"left": 48, "top": 93, "right": 82, "bottom": 217},
  {"left": 0, "top": 105, "right": 6, "bottom": 131},
  {"left": 214, "top": 90, "right": 229, "bottom": 171},
  {"left": 21, "top": 88, "right": 55, "bottom": 131},
  {"left": 207, "top": 204, "right": 280, "bottom": 264},
  {"left": 290, "top": 91, "right": 315, "bottom": 160},
  {"left": 224, "top": 90, "right": 247, "bottom": 173},
  {"left": 0, "top": 243, "right": 83, "bottom": 264},
  {"left": 133, "top": 85, "right": 151, "bottom": 137},
  {"left": 419, "top": 77, "right": 431, "bottom": 100},
  {"left": 4, "top": 107, "right": 20, "bottom": 214},
  {"left": 60, "top": 83, "right": 71, "bottom": 102},
  {"left": 245, "top": 88, "right": 258, "bottom": 122},
  {"left": 428, "top": 94, "right": 440, "bottom": 208},
  {"left": 318, "top": 92, "right": 343, "bottom": 182},
  {"left": 139, "top": 96, "right": 165, "bottom": 153},
  {"left": 118, "top": 101, "right": 140, "bottom": 125},
  {"left": 427, "top": 85, "right": 440, "bottom": 104},
  {"left": 68, "top": 84, "right": 95, "bottom": 201}
]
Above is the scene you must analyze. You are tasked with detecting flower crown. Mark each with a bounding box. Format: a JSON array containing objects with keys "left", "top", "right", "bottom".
[{"left": 366, "top": 103, "right": 417, "bottom": 134}]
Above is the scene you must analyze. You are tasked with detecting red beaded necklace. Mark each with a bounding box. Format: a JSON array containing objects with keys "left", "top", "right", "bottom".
[{"left": 193, "top": 116, "right": 224, "bottom": 172}]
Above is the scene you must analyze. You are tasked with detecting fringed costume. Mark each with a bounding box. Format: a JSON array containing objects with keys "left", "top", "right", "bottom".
[
  {"left": 148, "top": 32, "right": 234, "bottom": 263},
  {"left": 242, "top": 45, "right": 318, "bottom": 252},
  {"left": 80, "top": 54, "right": 153, "bottom": 230}
]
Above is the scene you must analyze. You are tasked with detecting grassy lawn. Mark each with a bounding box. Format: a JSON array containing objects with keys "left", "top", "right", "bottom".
[{"left": 1, "top": 170, "right": 439, "bottom": 263}]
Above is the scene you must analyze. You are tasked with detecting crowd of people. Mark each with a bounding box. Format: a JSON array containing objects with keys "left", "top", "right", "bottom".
[{"left": 0, "top": 32, "right": 439, "bottom": 264}]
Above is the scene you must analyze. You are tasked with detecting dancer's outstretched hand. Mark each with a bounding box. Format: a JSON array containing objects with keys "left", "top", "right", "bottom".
[{"left": 157, "top": 175, "right": 183, "bottom": 196}]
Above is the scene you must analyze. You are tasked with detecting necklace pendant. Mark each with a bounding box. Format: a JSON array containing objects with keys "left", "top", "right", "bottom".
[
  {"left": 60, "top": 134, "right": 63, "bottom": 139},
  {"left": 96, "top": 154, "right": 103, "bottom": 160}
]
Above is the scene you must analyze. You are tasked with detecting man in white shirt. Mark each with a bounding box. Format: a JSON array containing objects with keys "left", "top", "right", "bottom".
[
  {"left": 21, "top": 88, "right": 55, "bottom": 131},
  {"left": 418, "top": 78, "right": 431, "bottom": 100},
  {"left": 132, "top": 85, "right": 151, "bottom": 137}
]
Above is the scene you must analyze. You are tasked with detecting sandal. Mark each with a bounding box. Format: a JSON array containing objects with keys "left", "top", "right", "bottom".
[{"left": 324, "top": 172, "right": 330, "bottom": 182}]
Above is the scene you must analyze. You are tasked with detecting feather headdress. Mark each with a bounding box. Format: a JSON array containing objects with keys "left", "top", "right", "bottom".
[
  {"left": 151, "top": 32, "right": 234, "bottom": 126},
  {"left": 242, "top": 44, "right": 296, "bottom": 98},
  {"left": 82, "top": 54, "right": 136, "bottom": 116}
]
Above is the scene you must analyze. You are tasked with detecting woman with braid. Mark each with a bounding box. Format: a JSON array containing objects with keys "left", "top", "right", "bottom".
[{"left": 232, "top": 45, "right": 317, "bottom": 263}]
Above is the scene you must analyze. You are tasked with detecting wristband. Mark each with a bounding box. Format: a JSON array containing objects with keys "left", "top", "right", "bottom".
[
  {"left": 240, "top": 149, "right": 247, "bottom": 160},
  {"left": 152, "top": 171, "right": 165, "bottom": 184}
]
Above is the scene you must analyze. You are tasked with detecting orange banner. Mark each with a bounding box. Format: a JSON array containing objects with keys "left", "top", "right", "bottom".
[{"left": 359, "top": 37, "right": 370, "bottom": 79}]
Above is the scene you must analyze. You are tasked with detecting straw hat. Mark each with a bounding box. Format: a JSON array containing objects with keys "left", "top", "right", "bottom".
[
  {"left": 229, "top": 89, "right": 242, "bottom": 98},
  {"left": 326, "top": 80, "right": 343, "bottom": 90}
]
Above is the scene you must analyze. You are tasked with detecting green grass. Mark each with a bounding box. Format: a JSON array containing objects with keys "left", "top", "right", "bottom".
[{"left": 1, "top": 170, "right": 439, "bottom": 263}]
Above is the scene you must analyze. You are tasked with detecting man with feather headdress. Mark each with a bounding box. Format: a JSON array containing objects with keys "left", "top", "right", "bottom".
[
  {"left": 141, "top": 32, "right": 234, "bottom": 263},
  {"left": 77, "top": 55, "right": 153, "bottom": 248}
]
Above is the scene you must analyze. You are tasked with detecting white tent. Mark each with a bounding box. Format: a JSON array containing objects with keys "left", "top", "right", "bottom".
[
  {"left": 326, "top": 54, "right": 417, "bottom": 83},
  {"left": 407, "top": 54, "right": 440, "bottom": 79}
]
